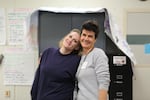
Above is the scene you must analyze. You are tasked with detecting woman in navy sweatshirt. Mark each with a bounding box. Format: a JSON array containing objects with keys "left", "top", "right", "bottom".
[{"left": 31, "top": 29, "right": 81, "bottom": 100}]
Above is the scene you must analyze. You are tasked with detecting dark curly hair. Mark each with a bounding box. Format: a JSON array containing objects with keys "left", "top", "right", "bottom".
[{"left": 81, "top": 20, "right": 99, "bottom": 39}]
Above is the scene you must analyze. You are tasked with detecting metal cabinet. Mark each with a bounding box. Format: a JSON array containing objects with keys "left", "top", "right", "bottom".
[{"left": 108, "top": 54, "right": 133, "bottom": 100}]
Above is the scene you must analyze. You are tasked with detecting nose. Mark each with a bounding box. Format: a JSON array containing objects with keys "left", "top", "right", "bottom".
[
  {"left": 69, "top": 38, "right": 73, "bottom": 42},
  {"left": 84, "top": 36, "right": 89, "bottom": 40},
  {"left": 68, "top": 38, "right": 74, "bottom": 44}
]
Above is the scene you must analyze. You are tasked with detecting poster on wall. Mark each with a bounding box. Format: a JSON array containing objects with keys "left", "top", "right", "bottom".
[
  {"left": 0, "top": 8, "right": 6, "bottom": 45},
  {"left": 7, "top": 8, "right": 34, "bottom": 45},
  {"left": 3, "top": 48, "right": 35, "bottom": 85}
]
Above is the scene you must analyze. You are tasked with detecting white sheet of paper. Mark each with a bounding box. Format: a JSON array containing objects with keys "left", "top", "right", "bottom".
[
  {"left": 0, "top": 8, "right": 6, "bottom": 45},
  {"left": 3, "top": 51, "right": 35, "bottom": 85},
  {"left": 81, "top": 61, "right": 88, "bottom": 69}
]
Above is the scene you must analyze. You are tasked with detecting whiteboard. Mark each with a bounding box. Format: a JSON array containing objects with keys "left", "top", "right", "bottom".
[
  {"left": 127, "top": 11, "right": 150, "bottom": 35},
  {"left": 126, "top": 10, "right": 150, "bottom": 66}
]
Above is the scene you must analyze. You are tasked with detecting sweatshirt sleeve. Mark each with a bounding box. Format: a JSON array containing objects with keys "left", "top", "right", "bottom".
[
  {"left": 31, "top": 65, "right": 40, "bottom": 100},
  {"left": 30, "top": 48, "right": 52, "bottom": 100},
  {"left": 30, "top": 50, "right": 45, "bottom": 100},
  {"left": 94, "top": 49, "right": 110, "bottom": 91}
]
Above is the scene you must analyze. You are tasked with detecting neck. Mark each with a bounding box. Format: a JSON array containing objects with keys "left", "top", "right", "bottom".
[
  {"left": 82, "top": 47, "right": 94, "bottom": 55},
  {"left": 59, "top": 47, "right": 72, "bottom": 55}
]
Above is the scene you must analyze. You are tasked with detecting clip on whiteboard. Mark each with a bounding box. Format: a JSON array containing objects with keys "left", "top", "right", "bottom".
[{"left": 0, "top": 54, "right": 4, "bottom": 64}]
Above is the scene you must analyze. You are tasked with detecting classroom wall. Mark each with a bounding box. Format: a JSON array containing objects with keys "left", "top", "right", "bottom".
[{"left": 0, "top": 0, "right": 150, "bottom": 100}]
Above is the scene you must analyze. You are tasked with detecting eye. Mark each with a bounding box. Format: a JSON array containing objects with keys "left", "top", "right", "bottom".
[
  {"left": 73, "top": 39, "right": 78, "bottom": 43},
  {"left": 88, "top": 35, "right": 93, "bottom": 38},
  {"left": 69, "top": 35, "right": 72, "bottom": 38},
  {"left": 82, "top": 33, "right": 86, "bottom": 37}
]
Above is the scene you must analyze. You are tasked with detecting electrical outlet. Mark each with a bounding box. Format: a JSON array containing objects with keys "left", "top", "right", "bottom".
[{"left": 5, "top": 90, "right": 10, "bottom": 97}]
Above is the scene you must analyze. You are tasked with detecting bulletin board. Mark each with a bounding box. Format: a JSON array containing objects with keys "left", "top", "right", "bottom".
[{"left": 125, "top": 9, "right": 150, "bottom": 66}]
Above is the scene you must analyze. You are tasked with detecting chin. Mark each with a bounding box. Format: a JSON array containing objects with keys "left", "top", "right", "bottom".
[{"left": 82, "top": 46, "right": 90, "bottom": 49}]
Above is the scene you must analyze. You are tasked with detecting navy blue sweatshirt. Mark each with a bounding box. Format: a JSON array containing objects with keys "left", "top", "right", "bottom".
[{"left": 31, "top": 48, "right": 81, "bottom": 100}]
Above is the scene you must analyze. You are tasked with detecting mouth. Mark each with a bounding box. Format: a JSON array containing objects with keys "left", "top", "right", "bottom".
[
  {"left": 82, "top": 40, "right": 89, "bottom": 45},
  {"left": 66, "top": 40, "right": 71, "bottom": 46}
]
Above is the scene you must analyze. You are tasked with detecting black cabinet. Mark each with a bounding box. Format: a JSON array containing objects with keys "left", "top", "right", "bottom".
[
  {"left": 106, "top": 37, "right": 133, "bottom": 100},
  {"left": 108, "top": 54, "right": 133, "bottom": 100}
]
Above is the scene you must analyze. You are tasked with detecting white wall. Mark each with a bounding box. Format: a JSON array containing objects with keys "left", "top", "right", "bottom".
[{"left": 0, "top": 0, "right": 150, "bottom": 100}]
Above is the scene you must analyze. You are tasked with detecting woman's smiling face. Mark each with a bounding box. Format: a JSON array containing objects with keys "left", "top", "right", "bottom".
[
  {"left": 63, "top": 31, "right": 80, "bottom": 51},
  {"left": 80, "top": 29, "right": 96, "bottom": 50}
]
